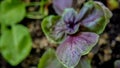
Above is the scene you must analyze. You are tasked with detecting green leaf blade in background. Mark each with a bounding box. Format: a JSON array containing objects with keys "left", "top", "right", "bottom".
[
  {"left": 38, "top": 48, "right": 65, "bottom": 68},
  {"left": 0, "top": 25, "right": 32, "bottom": 66},
  {"left": 0, "top": 0, "right": 26, "bottom": 25}
]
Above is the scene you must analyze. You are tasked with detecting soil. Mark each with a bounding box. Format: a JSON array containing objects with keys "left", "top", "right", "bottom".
[{"left": 0, "top": 0, "right": 120, "bottom": 68}]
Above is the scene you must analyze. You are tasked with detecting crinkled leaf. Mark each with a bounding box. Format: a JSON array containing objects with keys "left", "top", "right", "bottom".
[
  {"left": 53, "top": 0, "right": 73, "bottom": 15},
  {"left": 41, "top": 15, "right": 66, "bottom": 44},
  {"left": 56, "top": 32, "right": 99, "bottom": 68},
  {"left": 0, "top": 0, "right": 26, "bottom": 25},
  {"left": 114, "top": 60, "right": 120, "bottom": 68},
  {"left": 77, "top": 1, "right": 112, "bottom": 34},
  {"left": 62, "top": 8, "right": 80, "bottom": 34},
  {"left": 0, "top": 25, "right": 32, "bottom": 66},
  {"left": 38, "top": 48, "right": 65, "bottom": 68}
]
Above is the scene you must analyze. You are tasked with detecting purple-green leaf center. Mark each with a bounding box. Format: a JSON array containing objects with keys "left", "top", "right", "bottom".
[
  {"left": 63, "top": 9, "right": 80, "bottom": 35},
  {"left": 65, "top": 18, "right": 77, "bottom": 34}
]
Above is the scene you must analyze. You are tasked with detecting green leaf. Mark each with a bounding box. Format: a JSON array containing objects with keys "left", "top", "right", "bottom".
[
  {"left": 0, "top": 0, "right": 26, "bottom": 25},
  {"left": 0, "top": 25, "right": 32, "bottom": 66},
  {"left": 38, "top": 48, "right": 65, "bottom": 68},
  {"left": 41, "top": 15, "right": 66, "bottom": 44}
]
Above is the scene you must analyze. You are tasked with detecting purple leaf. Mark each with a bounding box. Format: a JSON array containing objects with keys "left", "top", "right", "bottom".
[
  {"left": 94, "top": 1, "right": 112, "bottom": 21},
  {"left": 56, "top": 32, "right": 99, "bottom": 68},
  {"left": 76, "top": 1, "right": 112, "bottom": 34},
  {"left": 41, "top": 16, "right": 67, "bottom": 44},
  {"left": 53, "top": 0, "right": 73, "bottom": 15},
  {"left": 62, "top": 8, "right": 80, "bottom": 34}
]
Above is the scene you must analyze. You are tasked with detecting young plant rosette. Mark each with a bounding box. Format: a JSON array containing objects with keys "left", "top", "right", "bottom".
[{"left": 41, "top": 1, "right": 112, "bottom": 68}]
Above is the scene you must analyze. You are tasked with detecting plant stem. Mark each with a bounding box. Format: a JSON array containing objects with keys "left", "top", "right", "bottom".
[{"left": 25, "top": 2, "right": 40, "bottom": 6}]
